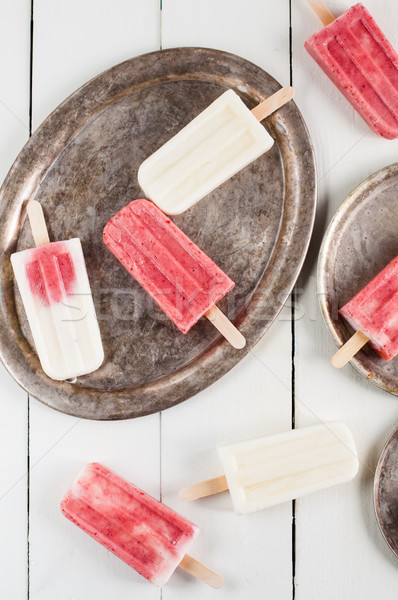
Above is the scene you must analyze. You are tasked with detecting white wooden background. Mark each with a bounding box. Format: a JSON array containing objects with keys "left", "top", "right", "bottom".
[{"left": 0, "top": 1, "right": 397, "bottom": 598}]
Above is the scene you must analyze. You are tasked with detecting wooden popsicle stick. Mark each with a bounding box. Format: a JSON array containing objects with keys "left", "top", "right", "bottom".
[
  {"left": 179, "top": 554, "right": 224, "bottom": 589},
  {"left": 179, "top": 475, "right": 229, "bottom": 501},
  {"left": 251, "top": 86, "right": 295, "bottom": 122},
  {"left": 27, "top": 200, "right": 50, "bottom": 247},
  {"left": 205, "top": 305, "right": 246, "bottom": 349},
  {"left": 331, "top": 330, "right": 370, "bottom": 369},
  {"left": 307, "top": 0, "right": 335, "bottom": 27}
]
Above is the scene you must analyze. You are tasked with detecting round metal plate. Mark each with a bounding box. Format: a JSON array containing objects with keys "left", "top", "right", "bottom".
[
  {"left": 318, "top": 163, "right": 398, "bottom": 396},
  {"left": 0, "top": 48, "right": 316, "bottom": 419},
  {"left": 374, "top": 427, "right": 398, "bottom": 558}
]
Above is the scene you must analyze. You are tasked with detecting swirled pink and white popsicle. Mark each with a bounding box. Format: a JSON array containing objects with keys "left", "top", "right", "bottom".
[
  {"left": 305, "top": 3, "right": 398, "bottom": 139},
  {"left": 61, "top": 463, "right": 214, "bottom": 587},
  {"left": 11, "top": 238, "right": 104, "bottom": 380}
]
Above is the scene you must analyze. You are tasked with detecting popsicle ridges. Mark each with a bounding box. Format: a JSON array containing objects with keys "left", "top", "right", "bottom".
[
  {"left": 219, "top": 423, "right": 359, "bottom": 514},
  {"left": 61, "top": 463, "right": 200, "bottom": 587},
  {"left": 138, "top": 89, "right": 274, "bottom": 214},
  {"left": 103, "top": 199, "right": 235, "bottom": 334},
  {"left": 305, "top": 3, "right": 398, "bottom": 139},
  {"left": 25, "top": 243, "right": 76, "bottom": 305},
  {"left": 339, "top": 256, "right": 398, "bottom": 360}
]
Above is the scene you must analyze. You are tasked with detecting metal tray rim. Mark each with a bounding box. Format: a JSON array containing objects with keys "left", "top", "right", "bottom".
[{"left": 0, "top": 47, "right": 317, "bottom": 419}]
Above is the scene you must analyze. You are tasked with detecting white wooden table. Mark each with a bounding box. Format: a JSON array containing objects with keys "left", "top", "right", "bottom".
[{"left": 1, "top": 1, "right": 397, "bottom": 597}]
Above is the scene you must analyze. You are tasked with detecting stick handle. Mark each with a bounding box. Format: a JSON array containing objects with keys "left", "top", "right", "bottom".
[
  {"left": 331, "top": 330, "right": 369, "bottom": 368},
  {"left": 251, "top": 86, "right": 294, "bottom": 122},
  {"left": 27, "top": 200, "right": 50, "bottom": 247},
  {"left": 205, "top": 305, "right": 246, "bottom": 349},
  {"left": 307, "top": 0, "right": 335, "bottom": 27},
  {"left": 179, "top": 475, "right": 229, "bottom": 501},
  {"left": 179, "top": 554, "right": 224, "bottom": 589}
]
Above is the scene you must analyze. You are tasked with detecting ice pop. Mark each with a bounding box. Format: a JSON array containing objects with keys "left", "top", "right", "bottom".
[
  {"left": 332, "top": 256, "right": 398, "bottom": 368},
  {"left": 61, "top": 463, "right": 223, "bottom": 588},
  {"left": 103, "top": 199, "right": 245, "bottom": 348},
  {"left": 305, "top": 2, "right": 398, "bottom": 139},
  {"left": 11, "top": 201, "right": 104, "bottom": 380},
  {"left": 138, "top": 86, "right": 294, "bottom": 214},
  {"left": 179, "top": 423, "right": 359, "bottom": 514}
]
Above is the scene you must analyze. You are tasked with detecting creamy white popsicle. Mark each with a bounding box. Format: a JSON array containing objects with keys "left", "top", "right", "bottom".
[
  {"left": 179, "top": 423, "right": 359, "bottom": 514},
  {"left": 220, "top": 423, "right": 358, "bottom": 513},
  {"left": 138, "top": 89, "right": 275, "bottom": 215},
  {"left": 11, "top": 237, "right": 104, "bottom": 380}
]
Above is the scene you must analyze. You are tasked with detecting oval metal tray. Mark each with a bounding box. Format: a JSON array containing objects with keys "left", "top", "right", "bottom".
[
  {"left": 318, "top": 163, "right": 398, "bottom": 396},
  {"left": 374, "top": 426, "right": 398, "bottom": 558},
  {"left": 0, "top": 48, "right": 316, "bottom": 419}
]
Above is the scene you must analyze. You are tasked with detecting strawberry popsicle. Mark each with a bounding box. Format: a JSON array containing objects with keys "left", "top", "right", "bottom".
[
  {"left": 11, "top": 203, "right": 104, "bottom": 380},
  {"left": 305, "top": 2, "right": 398, "bottom": 139},
  {"left": 179, "top": 423, "right": 359, "bottom": 514},
  {"left": 332, "top": 256, "right": 398, "bottom": 367},
  {"left": 138, "top": 87, "right": 294, "bottom": 214},
  {"left": 103, "top": 199, "right": 245, "bottom": 347},
  {"left": 61, "top": 463, "right": 222, "bottom": 588}
]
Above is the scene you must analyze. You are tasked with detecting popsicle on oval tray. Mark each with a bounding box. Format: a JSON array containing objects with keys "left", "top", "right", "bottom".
[
  {"left": 11, "top": 201, "right": 104, "bottom": 380},
  {"left": 138, "top": 86, "right": 294, "bottom": 214},
  {"left": 103, "top": 199, "right": 245, "bottom": 349},
  {"left": 331, "top": 256, "right": 398, "bottom": 368},
  {"left": 304, "top": 1, "right": 398, "bottom": 139},
  {"left": 179, "top": 423, "right": 359, "bottom": 514},
  {"left": 61, "top": 463, "right": 223, "bottom": 588}
]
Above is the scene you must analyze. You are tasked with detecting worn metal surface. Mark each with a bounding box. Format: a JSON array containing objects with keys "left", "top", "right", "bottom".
[
  {"left": 374, "top": 427, "right": 398, "bottom": 558},
  {"left": 0, "top": 48, "right": 316, "bottom": 419},
  {"left": 318, "top": 163, "right": 398, "bottom": 396}
]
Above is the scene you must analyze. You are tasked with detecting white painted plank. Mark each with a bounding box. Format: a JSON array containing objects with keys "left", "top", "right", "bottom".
[
  {"left": 32, "top": 0, "right": 160, "bottom": 130},
  {"left": 161, "top": 311, "right": 294, "bottom": 600},
  {"left": 0, "top": 0, "right": 30, "bottom": 181},
  {"left": 0, "top": 0, "right": 31, "bottom": 597},
  {"left": 293, "top": 0, "right": 398, "bottom": 597},
  {"left": 30, "top": 1, "right": 161, "bottom": 599},
  {"left": 161, "top": 1, "right": 294, "bottom": 597},
  {"left": 29, "top": 408, "right": 161, "bottom": 600},
  {"left": 162, "top": 0, "right": 291, "bottom": 84},
  {"left": 0, "top": 365, "right": 28, "bottom": 600}
]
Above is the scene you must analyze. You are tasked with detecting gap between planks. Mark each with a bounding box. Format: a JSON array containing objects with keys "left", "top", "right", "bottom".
[{"left": 289, "top": 1, "right": 296, "bottom": 598}]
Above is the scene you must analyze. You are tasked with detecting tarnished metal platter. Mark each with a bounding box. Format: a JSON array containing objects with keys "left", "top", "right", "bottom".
[
  {"left": 0, "top": 48, "right": 316, "bottom": 419},
  {"left": 374, "top": 427, "right": 398, "bottom": 558},
  {"left": 318, "top": 163, "right": 398, "bottom": 396}
]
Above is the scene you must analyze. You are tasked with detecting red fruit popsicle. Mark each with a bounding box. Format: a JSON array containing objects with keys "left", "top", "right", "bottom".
[
  {"left": 332, "top": 256, "right": 398, "bottom": 367},
  {"left": 61, "top": 463, "right": 223, "bottom": 588},
  {"left": 305, "top": 2, "right": 398, "bottom": 139},
  {"left": 103, "top": 199, "right": 245, "bottom": 348}
]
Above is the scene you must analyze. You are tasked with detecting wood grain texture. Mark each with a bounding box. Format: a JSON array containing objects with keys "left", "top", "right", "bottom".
[
  {"left": 179, "top": 475, "right": 229, "bottom": 501},
  {"left": 251, "top": 86, "right": 295, "bottom": 121},
  {"left": 205, "top": 306, "right": 246, "bottom": 349},
  {"left": 32, "top": 0, "right": 160, "bottom": 131},
  {"left": 331, "top": 330, "right": 370, "bottom": 369},
  {"left": 29, "top": 2, "right": 161, "bottom": 599},
  {"left": 2, "top": 0, "right": 398, "bottom": 598},
  {"left": 293, "top": 0, "right": 398, "bottom": 597},
  {"left": 161, "top": 2, "right": 294, "bottom": 598},
  {"left": 0, "top": 1, "right": 30, "bottom": 598},
  {"left": 27, "top": 201, "right": 50, "bottom": 247}
]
